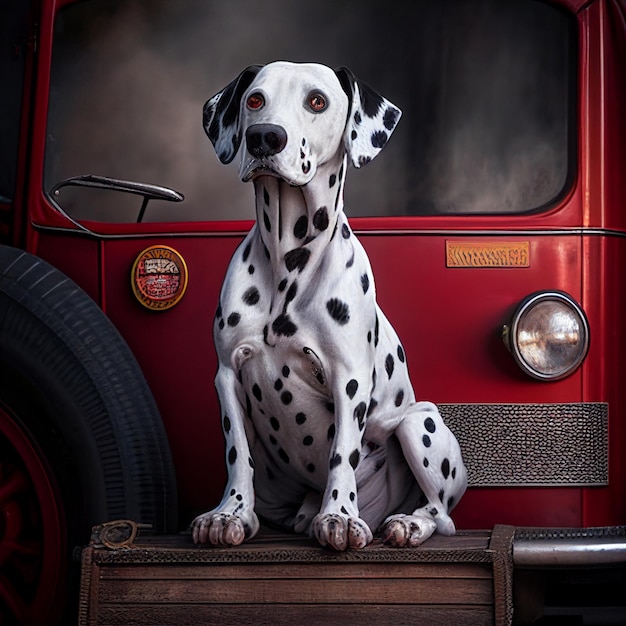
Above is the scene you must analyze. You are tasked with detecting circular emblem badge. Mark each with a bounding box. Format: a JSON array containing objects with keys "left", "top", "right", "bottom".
[{"left": 131, "top": 245, "right": 188, "bottom": 311}]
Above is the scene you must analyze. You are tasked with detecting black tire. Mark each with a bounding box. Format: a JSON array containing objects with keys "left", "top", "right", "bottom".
[{"left": 0, "top": 245, "right": 177, "bottom": 621}]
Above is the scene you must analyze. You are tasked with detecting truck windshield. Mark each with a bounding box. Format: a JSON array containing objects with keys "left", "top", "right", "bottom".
[{"left": 45, "top": 0, "right": 576, "bottom": 222}]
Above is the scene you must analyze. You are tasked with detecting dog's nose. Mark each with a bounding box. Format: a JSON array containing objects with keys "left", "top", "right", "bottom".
[{"left": 246, "top": 124, "right": 288, "bottom": 158}]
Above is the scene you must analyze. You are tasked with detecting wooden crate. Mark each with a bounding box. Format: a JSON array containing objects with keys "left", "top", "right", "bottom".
[{"left": 79, "top": 524, "right": 514, "bottom": 626}]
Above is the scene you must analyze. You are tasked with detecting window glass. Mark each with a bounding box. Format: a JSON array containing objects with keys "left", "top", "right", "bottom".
[{"left": 46, "top": 0, "right": 576, "bottom": 222}]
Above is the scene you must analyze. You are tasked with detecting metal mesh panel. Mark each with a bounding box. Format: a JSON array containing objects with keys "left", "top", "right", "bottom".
[{"left": 439, "top": 403, "right": 608, "bottom": 487}]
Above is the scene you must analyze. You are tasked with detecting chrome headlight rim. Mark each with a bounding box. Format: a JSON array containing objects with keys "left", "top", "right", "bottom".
[{"left": 506, "top": 290, "right": 590, "bottom": 381}]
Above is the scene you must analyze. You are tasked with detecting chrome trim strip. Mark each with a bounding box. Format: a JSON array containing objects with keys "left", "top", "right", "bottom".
[
  {"left": 31, "top": 222, "right": 626, "bottom": 240},
  {"left": 513, "top": 526, "right": 626, "bottom": 566}
]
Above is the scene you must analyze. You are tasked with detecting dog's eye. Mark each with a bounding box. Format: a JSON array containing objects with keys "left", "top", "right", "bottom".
[
  {"left": 247, "top": 93, "right": 265, "bottom": 110},
  {"left": 307, "top": 92, "right": 327, "bottom": 112}
]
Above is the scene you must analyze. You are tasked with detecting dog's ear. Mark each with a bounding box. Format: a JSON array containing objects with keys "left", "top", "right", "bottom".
[
  {"left": 335, "top": 67, "right": 402, "bottom": 169},
  {"left": 203, "top": 65, "right": 263, "bottom": 164}
]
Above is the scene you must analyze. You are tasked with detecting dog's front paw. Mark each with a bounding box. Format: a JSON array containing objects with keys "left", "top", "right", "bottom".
[
  {"left": 191, "top": 511, "right": 259, "bottom": 546},
  {"left": 380, "top": 514, "right": 437, "bottom": 547},
  {"left": 312, "top": 513, "right": 373, "bottom": 550}
]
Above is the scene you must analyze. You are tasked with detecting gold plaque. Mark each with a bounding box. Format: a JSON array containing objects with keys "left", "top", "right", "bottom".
[
  {"left": 131, "top": 245, "right": 188, "bottom": 310},
  {"left": 446, "top": 241, "right": 529, "bottom": 268}
]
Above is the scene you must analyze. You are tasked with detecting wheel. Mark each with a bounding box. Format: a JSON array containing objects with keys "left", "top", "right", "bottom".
[{"left": 0, "top": 245, "right": 177, "bottom": 624}]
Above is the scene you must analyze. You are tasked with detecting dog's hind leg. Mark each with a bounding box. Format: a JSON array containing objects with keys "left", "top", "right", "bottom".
[{"left": 380, "top": 401, "right": 467, "bottom": 547}]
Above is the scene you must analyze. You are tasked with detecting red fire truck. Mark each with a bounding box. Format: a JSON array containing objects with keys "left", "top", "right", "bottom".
[{"left": 1, "top": 0, "right": 625, "bottom": 622}]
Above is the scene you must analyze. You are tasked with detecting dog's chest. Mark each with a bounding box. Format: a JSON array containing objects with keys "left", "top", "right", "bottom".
[{"left": 239, "top": 341, "right": 336, "bottom": 483}]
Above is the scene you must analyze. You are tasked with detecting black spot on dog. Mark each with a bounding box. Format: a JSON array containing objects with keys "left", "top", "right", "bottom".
[
  {"left": 329, "top": 453, "right": 342, "bottom": 469},
  {"left": 346, "top": 249, "right": 355, "bottom": 268},
  {"left": 447, "top": 496, "right": 455, "bottom": 510},
  {"left": 383, "top": 106, "right": 400, "bottom": 130},
  {"left": 223, "top": 415, "right": 231, "bottom": 433},
  {"left": 326, "top": 298, "right": 350, "bottom": 324},
  {"left": 307, "top": 463, "right": 315, "bottom": 473},
  {"left": 228, "top": 446, "right": 237, "bottom": 465},
  {"left": 385, "top": 354, "right": 394, "bottom": 379},
  {"left": 351, "top": 130, "right": 357, "bottom": 140},
  {"left": 303, "top": 435, "right": 313, "bottom": 446},
  {"left": 263, "top": 243, "right": 270, "bottom": 260},
  {"left": 326, "top": 402, "right": 335, "bottom": 413},
  {"left": 342, "top": 223, "right": 351, "bottom": 239},
  {"left": 236, "top": 493, "right": 243, "bottom": 502},
  {"left": 441, "top": 458, "right": 450, "bottom": 479},
  {"left": 397, "top": 344, "right": 405, "bottom": 363},
  {"left": 295, "top": 412, "right": 306, "bottom": 425},
  {"left": 263, "top": 187, "right": 270, "bottom": 205},
  {"left": 216, "top": 305, "right": 222, "bottom": 319},
  {"left": 349, "top": 449, "right": 360, "bottom": 469},
  {"left": 424, "top": 417, "right": 436, "bottom": 433},
  {"left": 374, "top": 315, "right": 380, "bottom": 346},
  {"left": 245, "top": 394, "right": 252, "bottom": 419},
  {"left": 272, "top": 313, "right": 297, "bottom": 337},
  {"left": 281, "top": 390, "right": 293, "bottom": 405},
  {"left": 341, "top": 506, "right": 349, "bottom": 515},
  {"left": 230, "top": 488, "right": 236, "bottom": 496},
  {"left": 252, "top": 384, "right": 262, "bottom": 402},
  {"left": 263, "top": 324, "right": 269, "bottom": 345},
  {"left": 354, "top": 110, "right": 362, "bottom": 124},
  {"left": 367, "top": 399, "right": 378, "bottom": 417},
  {"left": 367, "top": 330, "right": 372, "bottom": 343},
  {"left": 327, "top": 423, "right": 336, "bottom": 440},
  {"left": 282, "top": 365, "right": 290, "bottom": 377},
  {"left": 278, "top": 278, "right": 288, "bottom": 292},
  {"left": 332, "top": 489, "right": 338, "bottom": 500},
  {"left": 452, "top": 467, "right": 457, "bottom": 480},
  {"left": 371, "top": 130, "right": 388, "bottom": 149},
  {"left": 270, "top": 417, "right": 280, "bottom": 431},
  {"left": 278, "top": 448, "right": 290, "bottom": 464},
  {"left": 242, "top": 242, "right": 252, "bottom": 262},
  {"left": 294, "top": 215, "right": 308, "bottom": 239},
  {"left": 360, "top": 83, "right": 384, "bottom": 118},
  {"left": 218, "top": 319, "right": 225, "bottom": 330},
  {"left": 313, "top": 207, "right": 329, "bottom": 231},
  {"left": 361, "top": 273, "right": 370, "bottom": 294},
  {"left": 274, "top": 379, "right": 283, "bottom": 391},
  {"left": 248, "top": 264, "right": 255, "bottom": 275},
  {"left": 438, "top": 489, "right": 445, "bottom": 503},
  {"left": 285, "top": 248, "right": 311, "bottom": 272},
  {"left": 329, "top": 173, "right": 337, "bottom": 188},
  {"left": 302, "top": 161, "right": 311, "bottom": 174},
  {"left": 423, "top": 457, "right": 429, "bottom": 468},
  {"left": 269, "top": 435, "right": 277, "bottom": 445},
  {"left": 346, "top": 379, "right": 359, "bottom": 399},
  {"left": 243, "top": 286, "right": 260, "bottom": 305},
  {"left": 372, "top": 367, "right": 377, "bottom": 391},
  {"left": 395, "top": 389, "right": 404, "bottom": 407},
  {"left": 350, "top": 492, "right": 355, "bottom": 502},
  {"left": 227, "top": 312, "right": 241, "bottom": 327},
  {"left": 353, "top": 402, "right": 367, "bottom": 421},
  {"left": 285, "top": 281, "right": 298, "bottom": 304},
  {"left": 263, "top": 210, "right": 271, "bottom": 232},
  {"left": 422, "top": 434, "right": 432, "bottom": 448}
]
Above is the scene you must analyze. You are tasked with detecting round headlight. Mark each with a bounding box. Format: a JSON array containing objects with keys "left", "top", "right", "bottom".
[{"left": 503, "top": 291, "right": 589, "bottom": 381}]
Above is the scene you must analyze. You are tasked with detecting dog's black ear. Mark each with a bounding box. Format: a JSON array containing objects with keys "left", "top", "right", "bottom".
[
  {"left": 203, "top": 65, "right": 263, "bottom": 164},
  {"left": 335, "top": 66, "right": 402, "bottom": 169}
]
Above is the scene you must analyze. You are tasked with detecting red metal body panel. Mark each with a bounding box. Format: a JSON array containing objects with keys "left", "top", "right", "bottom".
[{"left": 12, "top": 0, "right": 626, "bottom": 530}]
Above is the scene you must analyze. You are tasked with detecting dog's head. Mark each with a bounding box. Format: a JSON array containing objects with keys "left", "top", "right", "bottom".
[{"left": 203, "top": 61, "right": 401, "bottom": 186}]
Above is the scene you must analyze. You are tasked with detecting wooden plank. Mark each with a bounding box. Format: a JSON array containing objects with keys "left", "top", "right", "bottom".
[
  {"left": 99, "top": 561, "right": 493, "bottom": 581},
  {"left": 95, "top": 603, "right": 494, "bottom": 626},
  {"left": 98, "top": 576, "right": 493, "bottom": 605}
]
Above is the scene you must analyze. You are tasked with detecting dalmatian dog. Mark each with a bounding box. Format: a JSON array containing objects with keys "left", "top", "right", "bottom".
[{"left": 192, "top": 61, "right": 467, "bottom": 551}]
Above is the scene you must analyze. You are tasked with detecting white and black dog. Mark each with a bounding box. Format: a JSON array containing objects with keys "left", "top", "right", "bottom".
[{"left": 192, "top": 62, "right": 467, "bottom": 550}]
